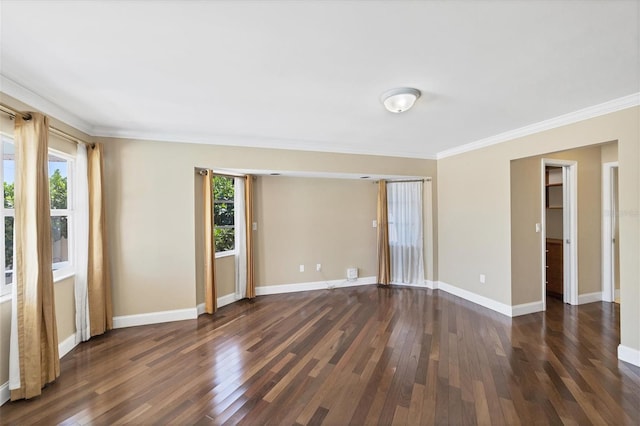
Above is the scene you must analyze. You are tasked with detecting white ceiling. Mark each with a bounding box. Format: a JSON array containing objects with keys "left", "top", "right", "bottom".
[{"left": 1, "top": 0, "right": 638, "bottom": 159}]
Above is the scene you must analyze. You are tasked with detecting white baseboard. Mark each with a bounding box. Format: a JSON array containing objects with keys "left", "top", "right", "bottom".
[
  {"left": 0, "top": 333, "right": 78, "bottom": 406},
  {"left": 197, "top": 293, "right": 240, "bottom": 316},
  {"left": 217, "top": 293, "right": 238, "bottom": 308},
  {"left": 578, "top": 291, "right": 603, "bottom": 305},
  {"left": 618, "top": 344, "right": 640, "bottom": 367},
  {"left": 58, "top": 334, "right": 78, "bottom": 358},
  {"left": 436, "top": 281, "right": 512, "bottom": 317},
  {"left": 0, "top": 381, "right": 8, "bottom": 406},
  {"left": 511, "top": 301, "right": 544, "bottom": 317},
  {"left": 392, "top": 280, "right": 428, "bottom": 288},
  {"left": 113, "top": 307, "right": 197, "bottom": 329},
  {"left": 255, "top": 276, "right": 376, "bottom": 296},
  {"left": 197, "top": 303, "right": 206, "bottom": 316}
]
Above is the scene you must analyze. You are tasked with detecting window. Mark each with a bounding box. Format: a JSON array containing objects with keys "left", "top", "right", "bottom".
[
  {"left": 0, "top": 137, "right": 74, "bottom": 296},
  {"left": 49, "top": 150, "right": 73, "bottom": 277},
  {"left": 213, "top": 176, "right": 235, "bottom": 254},
  {"left": 1, "top": 138, "right": 15, "bottom": 296}
]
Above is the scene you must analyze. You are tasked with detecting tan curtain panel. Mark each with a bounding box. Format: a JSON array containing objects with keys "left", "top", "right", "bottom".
[
  {"left": 203, "top": 171, "right": 216, "bottom": 313},
  {"left": 245, "top": 175, "right": 255, "bottom": 298},
  {"left": 376, "top": 180, "right": 390, "bottom": 285},
  {"left": 10, "top": 113, "right": 60, "bottom": 400},
  {"left": 87, "top": 143, "right": 113, "bottom": 336}
]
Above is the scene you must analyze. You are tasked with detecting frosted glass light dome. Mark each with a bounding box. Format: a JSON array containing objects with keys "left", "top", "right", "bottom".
[{"left": 381, "top": 87, "right": 421, "bottom": 113}]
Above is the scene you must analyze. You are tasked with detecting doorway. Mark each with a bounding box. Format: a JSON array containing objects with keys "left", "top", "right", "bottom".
[
  {"left": 602, "top": 162, "right": 619, "bottom": 303},
  {"left": 541, "top": 159, "right": 578, "bottom": 308}
]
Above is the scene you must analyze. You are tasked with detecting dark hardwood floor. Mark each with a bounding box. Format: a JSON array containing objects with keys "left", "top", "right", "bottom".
[{"left": 1, "top": 286, "right": 639, "bottom": 425}]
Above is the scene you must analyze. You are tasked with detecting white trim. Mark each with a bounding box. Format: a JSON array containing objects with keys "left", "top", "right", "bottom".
[
  {"left": 58, "top": 333, "right": 78, "bottom": 358},
  {"left": 618, "top": 345, "right": 640, "bottom": 367},
  {"left": 541, "top": 159, "right": 579, "bottom": 308},
  {"left": 0, "top": 75, "right": 94, "bottom": 135},
  {"left": 217, "top": 293, "right": 239, "bottom": 309},
  {"left": 91, "top": 127, "right": 437, "bottom": 160},
  {"left": 197, "top": 302, "right": 206, "bottom": 316},
  {"left": 112, "top": 308, "right": 197, "bottom": 329},
  {"left": 424, "top": 280, "right": 437, "bottom": 289},
  {"left": 255, "top": 276, "right": 377, "bottom": 296},
  {"left": 0, "top": 381, "right": 8, "bottom": 406},
  {"left": 392, "top": 281, "right": 428, "bottom": 288},
  {"left": 53, "top": 270, "right": 75, "bottom": 283},
  {"left": 1, "top": 333, "right": 80, "bottom": 406},
  {"left": 436, "top": 281, "right": 512, "bottom": 317},
  {"left": 602, "top": 162, "right": 619, "bottom": 302},
  {"left": 197, "top": 293, "right": 244, "bottom": 316},
  {"left": 437, "top": 93, "right": 640, "bottom": 159},
  {"left": 511, "top": 301, "right": 545, "bottom": 317},
  {"left": 215, "top": 250, "right": 236, "bottom": 259},
  {"left": 577, "top": 292, "right": 603, "bottom": 305}
]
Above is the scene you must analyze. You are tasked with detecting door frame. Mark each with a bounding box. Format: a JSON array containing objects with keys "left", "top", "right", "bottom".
[
  {"left": 541, "top": 159, "right": 578, "bottom": 309},
  {"left": 602, "top": 161, "right": 619, "bottom": 302}
]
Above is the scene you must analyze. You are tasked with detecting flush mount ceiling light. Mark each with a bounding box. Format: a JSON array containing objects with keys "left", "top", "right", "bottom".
[{"left": 381, "top": 87, "right": 421, "bottom": 113}]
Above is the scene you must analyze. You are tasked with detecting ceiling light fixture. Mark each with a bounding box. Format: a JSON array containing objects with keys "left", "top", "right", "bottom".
[{"left": 381, "top": 87, "right": 421, "bottom": 113}]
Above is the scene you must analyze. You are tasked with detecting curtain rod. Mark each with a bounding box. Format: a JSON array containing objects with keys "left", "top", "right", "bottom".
[
  {"left": 196, "top": 169, "right": 248, "bottom": 179},
  {"left": 375, "top": 178, "right": 431, "bottom": 184},
  {"left": 0, "top": 103, "right": 91, "bottom": 147}
]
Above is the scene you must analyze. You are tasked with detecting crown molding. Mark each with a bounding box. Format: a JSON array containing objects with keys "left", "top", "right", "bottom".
[
  {"left": 0, "top": 74, "right": 94, "bottom": 135},
  {"left": 92, "top": 126, "right": 438, "bottom": 160},
  {"left": 2, "top": 72, "right": 636, "bottom": 161},
  {"left": 436, "top": 92, "right": 640, "bottom": 159}
]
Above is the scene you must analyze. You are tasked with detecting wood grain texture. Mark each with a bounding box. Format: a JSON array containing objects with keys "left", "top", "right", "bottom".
[{"left": 1, "top": 286, "right": 638, "bottom": 425}]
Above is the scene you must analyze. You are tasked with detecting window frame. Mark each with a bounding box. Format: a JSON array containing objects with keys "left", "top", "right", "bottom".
[
  {"left": 49, "top": 147, "right": 75, "bottom": 281},
  {"left": 213, "top": 175, "right": 236, "bottom": 258},
  {"left": 0, "top": 138, "right": 76, "bottom": 298},
  {"left": 1, "top": 136, "right": 14, "bottom": 297}
]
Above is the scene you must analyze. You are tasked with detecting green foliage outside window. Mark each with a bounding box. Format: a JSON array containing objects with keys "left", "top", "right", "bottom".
[
  {"left": 4, "top": 182, "right": 13, "bottom": 272},
  {"left": 213, "top": 176, "right": 235, "bottom": 252},
  {"left": 3, "top": 169, "right": 67, "bottom": 271}
]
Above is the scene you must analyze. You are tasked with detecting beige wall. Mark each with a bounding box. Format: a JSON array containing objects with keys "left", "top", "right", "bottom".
[
  {"left": 216, "top": 255, "right": 236, "bottom": 297},
  {"left": 439, "top": 107, "right": 639, "bottom": 353},
  {"left": 102, "top": 137, "right": 436, "bottom": 316},
  {"left": 256, "top": 176, "right": 377, "bottom": 285},
  {"left": 511, "top": 144, "right": 606, "bottom": 305}
]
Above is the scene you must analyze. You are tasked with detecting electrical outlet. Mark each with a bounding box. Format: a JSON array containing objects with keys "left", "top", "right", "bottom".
[
  {"left": 252, "top": 222, "right": 258, "bottom": 231},
  {"left": 479, "top": 274, "right": 486, "bottom": 284},
  {"left": 372, "top": 220, "right": 377, "bottom": 228},
  {"left": 299, "top": 264, "right": 304, "bottom": 272},
  {"left": 316, "top": 263, "right": 321, "bottom": 271}
]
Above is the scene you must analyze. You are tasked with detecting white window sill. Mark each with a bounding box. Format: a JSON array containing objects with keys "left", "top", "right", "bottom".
[
  {"left": 0, "top": 270, "right": 76, "bottom": 304},
  {"left": 215, "top": 250, "right": 236, "bottom": 259},
  {"left": 54, "top": 270, "right": 75, "bottom": 283}
]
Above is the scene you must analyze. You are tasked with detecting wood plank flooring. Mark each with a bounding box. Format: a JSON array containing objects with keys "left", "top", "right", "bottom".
[{"left": 1, "top": 285, "right": 639, "bottom": 425}]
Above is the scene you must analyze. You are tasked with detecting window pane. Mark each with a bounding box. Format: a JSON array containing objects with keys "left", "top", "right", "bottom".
[
  {"left": 3, "top": 141, "right": 15, "bottom": 208},
  {"left": 213, "top": 176, "right": 234, "bottom": 201},
  {"left": 213, "top": 176, "right": 235, "bottom": 252},
  {"left": 51, "top": 216, "right": 69, "bottom": 268},
  {"left": 49, "top": 153, "right": 68, "bottom": 209},
  {"left": 214, "top": 201, "right": 234, "bottom": 226},
  {"left": 4, "top": 216, "right": 13, "bottom": 285},
  {"left": 215, "top": 227, "right": 235, "bottom": 252}
]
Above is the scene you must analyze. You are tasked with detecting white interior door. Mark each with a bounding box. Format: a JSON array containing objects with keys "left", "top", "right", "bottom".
[{"left": 561, "top": 164, "right": 578, "bottom": 305}]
